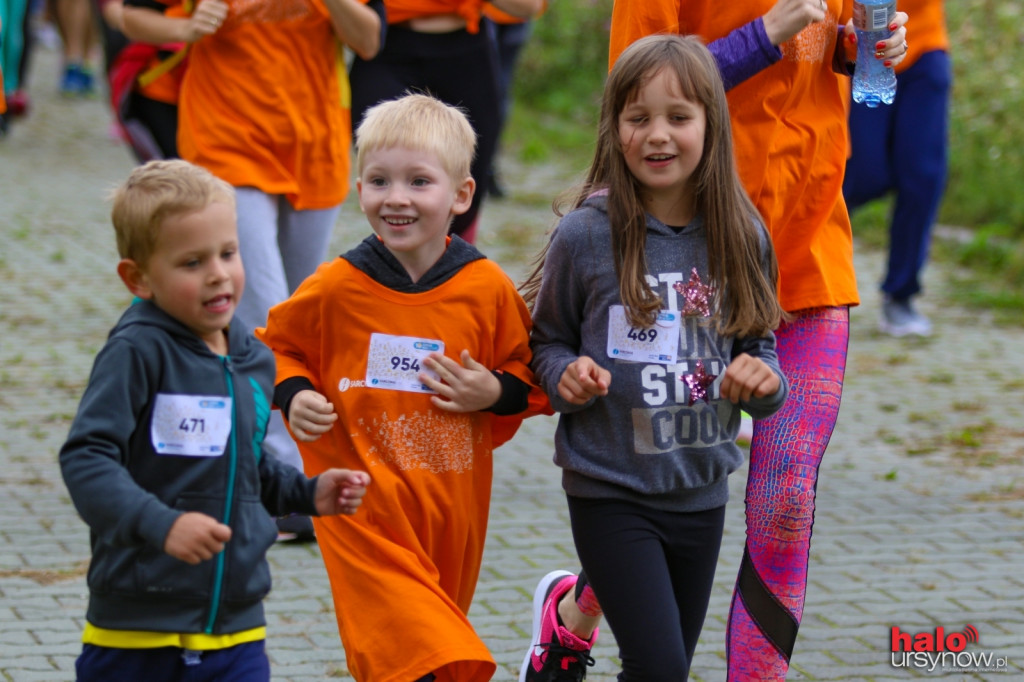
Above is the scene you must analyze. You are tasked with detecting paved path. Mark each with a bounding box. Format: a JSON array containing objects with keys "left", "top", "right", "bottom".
[{"left": 2, "top": 46, "right": 1024, "bottom": 681}]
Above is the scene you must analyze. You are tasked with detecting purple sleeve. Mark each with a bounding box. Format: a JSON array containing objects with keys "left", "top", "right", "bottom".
[
  {"left": 834, "top": 24, "right": 855, "bottom": 76},
  {"left": 707, "top": 18, "right": 782, "bottom": 91}
]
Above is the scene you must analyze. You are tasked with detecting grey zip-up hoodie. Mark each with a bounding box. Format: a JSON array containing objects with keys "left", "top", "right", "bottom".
[
  {"left": 530, "top": 194, "right": 788, "bottom": 512},
  {"left": 60, "top": 301, "right": 318, "bottom": 635}
]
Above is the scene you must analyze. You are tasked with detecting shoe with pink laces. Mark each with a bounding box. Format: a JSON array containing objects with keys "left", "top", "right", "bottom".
[{"left": 519, "top": 570, "right": 597, "bottom": 682}]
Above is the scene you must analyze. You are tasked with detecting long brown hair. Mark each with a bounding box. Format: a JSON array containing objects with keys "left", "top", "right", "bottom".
[{"left": 522, "top": 34, "right": 784, "bottom": 337}]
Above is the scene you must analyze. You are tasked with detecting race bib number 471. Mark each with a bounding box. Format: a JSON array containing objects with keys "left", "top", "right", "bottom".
[
  {"left": 151, "top": 393, "right": 232, "bottom": 456},
  {"left": 366, "top": 333, "right": 445, "bottom": 393}
]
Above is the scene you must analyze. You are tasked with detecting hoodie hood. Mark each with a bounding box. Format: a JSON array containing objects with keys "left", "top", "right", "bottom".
[
  {"left": 578, "top": 189, "right": 702, "bottom": 238},
  {"left": 342, "top": 233, "right": 486, "bottom": 293},
  {"left": 112, "top": 299, "right": 255, "bottom": 359}
]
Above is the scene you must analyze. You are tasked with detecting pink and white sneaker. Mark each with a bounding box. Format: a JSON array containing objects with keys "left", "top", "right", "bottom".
[{"left": 519, "top": 570, "right": 597, "bottom": 682}]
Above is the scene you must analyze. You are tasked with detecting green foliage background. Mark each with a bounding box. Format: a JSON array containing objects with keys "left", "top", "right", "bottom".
[{"left": 505, "top": 0, "right": 1024, "bottom": 313}]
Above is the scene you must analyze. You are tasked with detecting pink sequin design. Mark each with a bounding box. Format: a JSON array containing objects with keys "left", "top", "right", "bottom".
[
  {"left": 681, "top": 359, "right": 717, "bottom": 405},
  {"left": 673, "top": 267, "right": 715, "bottom": 317},
  {"left": 726, "top": 307, "right": 849, "bottom": 681}
]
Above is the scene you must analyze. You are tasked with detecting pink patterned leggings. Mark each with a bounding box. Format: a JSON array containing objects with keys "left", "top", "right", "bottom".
[{"left": 726, "top": 307, "right": 850, "bottom": 681}]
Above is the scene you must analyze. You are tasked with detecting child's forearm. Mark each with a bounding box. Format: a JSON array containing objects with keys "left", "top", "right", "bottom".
[
  {"left": 483, "top": 370, "right": 530, "bottom": 415},
  {"left": 323, "top": 0, "right": 382, "bottom": 60},
  {"left": 273, "top": 376, "right": 317, "bottom": 417},
  {"left": 122, "top": 5, "right": 190, "bottom": 43}
]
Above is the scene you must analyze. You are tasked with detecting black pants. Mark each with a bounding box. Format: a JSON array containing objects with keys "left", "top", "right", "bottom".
[
  {"left": 128, "top": 94, "right": 179, "bottom": 160},
  {"left": 568, "top": 496, "right": 726, "bottom": 681},
  {"left": 350, "top": 24, "right": 500, "bottom": 237}
]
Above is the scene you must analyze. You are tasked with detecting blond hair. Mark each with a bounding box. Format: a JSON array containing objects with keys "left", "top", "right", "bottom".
[
  {"left": 110, "top": 160, "right": 235, "bottom": 265},
  {"left": 355, "top": 92, "right": 477, "bottom": 183}
]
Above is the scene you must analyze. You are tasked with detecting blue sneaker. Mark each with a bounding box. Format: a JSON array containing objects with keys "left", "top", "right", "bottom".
[{"left": 60, "top": 63, "right": 95, "bottom": 97}]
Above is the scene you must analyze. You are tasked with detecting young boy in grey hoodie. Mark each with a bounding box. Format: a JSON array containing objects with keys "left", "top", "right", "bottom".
[{"left": 59, "top": 159, "right": 370, "bottom": 682}]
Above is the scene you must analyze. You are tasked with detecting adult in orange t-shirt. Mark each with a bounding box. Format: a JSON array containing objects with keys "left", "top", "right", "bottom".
[
  {"left": 601, "top": 2, "right": 908, "bottom": 680},
  {"left": 121, "top": 0, "right": 384, "bottom": 487},
  {"left": 844, "top": 0, "right": 950, "bottom": 338}
]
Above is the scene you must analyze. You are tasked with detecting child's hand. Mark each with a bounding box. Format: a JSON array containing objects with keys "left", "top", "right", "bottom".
[
  {"left": 314, "top": 469, "right": 371, "bottom": 516},
  {"left": 288, "top": 390, "right": 338, "bottom": 442},
  {"left": 185, "top": 0, "right": 228, "bottom": 41},
  {"left": 164, "top": 512, "right": 232, "bottom": 565},
  {"left": 420, "top": 350, "right": 502, "bottom": 413},
  {"left": 557, "top": 356, "right": 611, "bottom": 405},
  {"left": 762, "top": 0, "right": 828, "bottom": 47},
  {"left": 719, "top": 353, "right": 781, "bottom": 403}
]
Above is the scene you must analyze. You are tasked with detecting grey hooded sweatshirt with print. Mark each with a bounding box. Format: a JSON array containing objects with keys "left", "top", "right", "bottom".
[{"left": 530, "top": 193, "right": 788, "bottom": 513}]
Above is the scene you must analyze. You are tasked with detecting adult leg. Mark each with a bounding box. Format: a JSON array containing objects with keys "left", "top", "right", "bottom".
[
  {"left": 129, "top": 94, "right": 179, "bottom": 159},
  {"left": 277, "top": 201, "right": 340, "bottom": 293},
  {"left": 1, "top": 0, "right": 29, "bottom": 93},
  {"left": 54, "top": 0, "right": 95, "bottom": 94},
  {"left": 233, "top": 189, "right": 305, "bottom": 474},
  {"left": 349, "top": 40, "right": 410, "bottom": 137},
  {"left": 254, "top": 200, "right": 338, "bottom": 474},
  {"left": 233, "top": 188, "right": 287, "bottom": 332},
  {"left": 842, "top": 90, "right": 895, "bottom": 214},
  {"left": 569, "top": 496, "right": 725, "bottom": 681},
  {"left": 420, "top": 28, "right": 500, "bottom": 239},
  {"left": 726, "top": 307, "right": 849, "bottom": 681},
  {"left": 486, "top": 19, "right": 531, "bottom": 198},
  {"left": 882, "top": 50, "right": 951, "bottom": 301},
  {"left": 10, "top": 0, "right": 34, "bottom": 113}
]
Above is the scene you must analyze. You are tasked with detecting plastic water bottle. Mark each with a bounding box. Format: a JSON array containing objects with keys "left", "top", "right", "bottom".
[{"left": 851, "top": 0, "right": 897, "bottom": 107}]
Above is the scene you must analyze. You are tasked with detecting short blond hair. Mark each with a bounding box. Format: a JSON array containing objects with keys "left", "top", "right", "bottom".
[
  {"left": 355, "top": 92, "right": 477, "bottom": 183},
  {"left": 110, "top": 160, "right": 235, "bottom": 265}
]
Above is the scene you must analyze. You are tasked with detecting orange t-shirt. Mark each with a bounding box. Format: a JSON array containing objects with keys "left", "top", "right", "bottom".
[
  {"left": 159, "top": 0, "right": 353, "bottom": 209},
  {"left": 256, "top": 253, "right": 543, "bottom": 682},
  {"left": 895, "top": 0, "right": 948, "bottom": 74},
  {"left": 610, "top": 0, "right": 860, "bottom": 312},
  {"left": 385, "top": 0, "right": 485, "bottom": 32},
  {"left": 136, "top": 54, "right": 186, "bottom": 105}
]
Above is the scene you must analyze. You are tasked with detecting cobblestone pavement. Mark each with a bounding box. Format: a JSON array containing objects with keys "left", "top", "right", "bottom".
[{"left": 3, "top": 46, "right": 1024, "bottom": 682}]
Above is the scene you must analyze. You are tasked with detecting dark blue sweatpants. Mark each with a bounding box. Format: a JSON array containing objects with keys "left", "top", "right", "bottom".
[
  {"left": 843, "top": 50, "right": 952, "bottom": 301},
  {"left": 76, "top": 640, "right": 270, "bottom": 682}
]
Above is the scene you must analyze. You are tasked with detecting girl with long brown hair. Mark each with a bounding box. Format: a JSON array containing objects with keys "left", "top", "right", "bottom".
[{"left": 519, "top": 34, "right": 788, "bottom": 681}]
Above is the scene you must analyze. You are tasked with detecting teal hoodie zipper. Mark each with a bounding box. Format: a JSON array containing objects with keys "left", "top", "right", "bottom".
[{"left": 205, "top": 355, "right": 238, "bottom": 634}]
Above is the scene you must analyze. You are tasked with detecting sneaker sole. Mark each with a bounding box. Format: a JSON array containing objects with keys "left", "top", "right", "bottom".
[{"left": 519, "top": 570, "right": 574, "bottom": 682}]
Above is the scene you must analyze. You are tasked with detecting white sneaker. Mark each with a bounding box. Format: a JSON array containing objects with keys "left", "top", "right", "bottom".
[{"left": 878, "top": 297, "right": 932, "bottom": 337}]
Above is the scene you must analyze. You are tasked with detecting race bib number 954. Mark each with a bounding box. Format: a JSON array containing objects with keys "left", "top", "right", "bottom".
[{"left": 366, "top": 333, "right": 445, "bottom": 393}]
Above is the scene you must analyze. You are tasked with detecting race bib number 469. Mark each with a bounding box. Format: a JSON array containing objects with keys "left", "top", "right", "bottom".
[
  {"left": 151, "top": 393, "right": 232, "bottom": 456},
  {"left": 366, "top": 333, "right": 445, "bottom": 394},
  {"left": 607, "top": 305, "right": 681, "bottom": 364}
]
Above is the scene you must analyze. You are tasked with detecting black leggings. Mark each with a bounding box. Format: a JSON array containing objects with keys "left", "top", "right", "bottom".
[
  {"left": 350, "top": 24, "right": 500, "bottom": 237},
  {"left": 128, "top": 94, "right": 179, "bottom": 160},
  {"left": 568, "top": 496, "right": 726, "bottom": 681}
]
